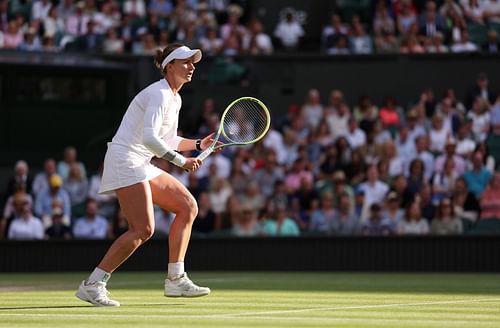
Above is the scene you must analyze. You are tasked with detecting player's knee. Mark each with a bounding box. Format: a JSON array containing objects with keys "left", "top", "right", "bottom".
[
  {"left": 136, "top": 225, "right": 154, "bottom": 242},
  {"left": 184, "top": 195, "right": 198, "bottom": 222}
]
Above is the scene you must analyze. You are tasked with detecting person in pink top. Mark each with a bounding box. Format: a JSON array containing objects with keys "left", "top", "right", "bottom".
[
  {"left": 3, "top": 20, "right": 23, "bottom": 48},
  {"left": 480, "top": 172, "right": 500, "bottom": 220}
]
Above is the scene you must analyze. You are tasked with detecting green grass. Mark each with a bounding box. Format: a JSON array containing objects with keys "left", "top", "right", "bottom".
[{"left": 0, "top": 272, "right": 499, "bottom": 327}]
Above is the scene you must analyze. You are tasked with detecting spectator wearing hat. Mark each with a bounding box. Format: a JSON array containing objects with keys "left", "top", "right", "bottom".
[
  {"left": 45, "top": 207, "right": 72, "bottom": 240},
  {"left": 73, "top": 199, "right": 108, "bottom": 239},
  {"left": 7, "top": 200, "right": 44, "bottom": 240},
  {"left": 464, "top": 150, "right": 492, "bottom": 197},
  {"left": 34, "top": 174, "right": 71, "bottom": 219},
  {"left": 431, "top": 198, "right": 463, "bottom": 235}
]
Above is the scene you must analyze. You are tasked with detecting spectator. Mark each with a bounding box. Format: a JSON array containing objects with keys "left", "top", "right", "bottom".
[
  {"left": 208, "top": 176, "right": 232, "bottom": 221},
  {"left": 397, "top": 200, "right": 430, "bottom": 235},
  {"left": 345, "top": 117, "right": 367, "bottom": 150},
  {"left": 1, "top": 192, "right": 30, "bottom": 239},
  {"left": 274, "top": 8, "right": 304, "bottom": 51},
  {"left": 124, "top": 0, "right": 147, "bottom": 20},
  {"left": 432, "top": 157, "right": 459, "bottom": 199},
  {"left": 431, "top": 198, "right": 463, "bottom": 235},
  {"left": 358, "top": 164, "right": 390, "bottom": 210},
  {"left": 482, "top": 29, "right": 500, "bottom": 53},
  {"left": 464, "top": 150, "right": 492, "bottom": 197},
  {"left": 2, "top": 20, "right": 23, "bottom": 49},
  {"left": 199, "top": 27, "right": 223, "bottom": 55},
  {"left": 108, "top": 207, "right": 128, "bottom": 239},
  {"left": 467, "top": 97, "right": 491, "bottom": 142},
  {"left": 490, "top": 93, "right": 500, "bottom": 135},
  {"left": 479, "top": 172, "right": 500, "bottom": 220},
  {"left": 434, "top": 137, "right": 466, "bottom": 176},
  {"left": 302, "top": 88, "right": 324, "bottom": 130},
  {"left": 452, "top": 176, "right": 481, "bottom": 223},
  {"left": 5, "top": 160, "right": 33, "bottom": 200},
  {"left": 451, "top": 30, "right": 479, "bottom": 52},
  {"left": 429, "top": 114, "right": 450, "bottom": 154},
  {"left": 34, "top": 174, "right": 71, "bottom": 219},
  {"left": 465, "top": 72, "right": 496, "bottom": 109},
  {"left": 45, "top": 207, "right": 72, "bottom": 240},
  {"left": 65, "top": 1, "right": 91, "bottom": 37},
  {"left": 253, "top": 151, "right": 284, "bottom": 198},
  {"left": 455, "top": 120, "right": 477, "bottom": 158},
  {"left": 31, "top": 0, "right": 52, "bottom": 21},
  {"left": 349, "top": 16, "right": 373, "bottom": 54},
  {"left": 382, "top": 140, "right": 404, "bottom": 177},
  {"left": 72, "top": 199, "right": 108, "bottom": 239},
  {"left": 64, "top": 163, "right": 89, "bottom": 216},
  {"left": 461, "top": 0, "right": 485, "bottom": 24},
  {"left": 333, "top": 192, "right": 359, "bottom": 235},
  {"left": 7, "top": 201, "right": 44, "bottom": 240},
  {"left": 425, "top": 32, "right": 449, "bottom": 53},
  {"left": 379, "top": 96, "right": 402, "bottom": 132},
  {"left": 397, "top": 0, "right": 418, "bottom": 35},
  {"left": 361, "top": 203, "right": 391, "bottom": 235},
  {"left": 75, "top": 19, "right": 103, "bottom": 52},
  {"left": 3, "top": 183, "right": 34, "bottom": 221},
  {"left": 321, "top": 13, "right": 348, "bottom": 51},
  {"left": 18, "top": 27, "right": 42, "bottom": 51},
  {"left": 57, "top": 146, "right": 87, "bottom": 182},
  {"left": 382, "top": 191, "right": 404, "bottom": 232},
  {"left": 400, "top": 34, "right": 426, "bottom": 53},
  {"left": 231, "top": 205, "right": 260, "bottom": 237},
  {"left": 326, "top": 100, "right": 350, "bottom": 139},
  {"left": 192, "top": 192, "right": 216, "bottom": 234},
  {"left": 482, "top": 0, "right": 500, "bottom": 24},
  {"left": 418, "top": 1, "right": 447, "bottom": 41},
  {"left": 239, "top": 181, "right": 265, "bottom": 213},
  {"left": 309, "top": 192, "right": 336, "bottom": 235},
  {"left": 261, "top": 203, "right": 300, "bottom": 237},
  {"left": 395, "top": 125, "right": 415, "bottom": 161},
  {"left": 103, "top": 27, "right": 124, "bottom": 53},
  {"left": 407, "top": 158, "right": 426, "bottom": 194},
  {"left": 243, "top": 18, "right": 273, "bottom": 55}
]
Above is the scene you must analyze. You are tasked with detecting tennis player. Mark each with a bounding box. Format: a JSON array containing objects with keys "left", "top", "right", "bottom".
[{"left": 76, "top": 43, "right": 219, "bottom": 307}]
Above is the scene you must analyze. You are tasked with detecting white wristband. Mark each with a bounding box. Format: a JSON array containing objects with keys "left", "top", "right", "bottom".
[
  {"left": 171, "top": 153, "right": 187, "bottom": 167},
  {"left": 162, "top": 149, "right": 187, "bottom": 167}
]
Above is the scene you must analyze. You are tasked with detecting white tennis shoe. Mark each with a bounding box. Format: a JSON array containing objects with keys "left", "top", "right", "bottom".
[
  {"left": 75, "top": 280, "right": 121, "bottom": 307},
  {"left": 164, "top": 273, "right": 211, "bottom": 297}
]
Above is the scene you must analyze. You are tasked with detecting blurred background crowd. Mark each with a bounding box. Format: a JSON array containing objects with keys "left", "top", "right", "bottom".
[
  {"left": 1, "top": 0, "right": 500, "bottom": 54},
  {"left": 2, "top": 70, "right": 500, "bottom": 240}
]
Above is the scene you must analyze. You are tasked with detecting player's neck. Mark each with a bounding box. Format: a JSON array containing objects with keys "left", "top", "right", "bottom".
[{"left": 164, "top": 76, "right": 184, "bottom": 95}]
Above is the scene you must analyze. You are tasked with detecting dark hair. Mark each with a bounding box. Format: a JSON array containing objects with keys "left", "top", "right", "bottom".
[{"left": 154, "top": 43, "right": 184, "bottom": 75}]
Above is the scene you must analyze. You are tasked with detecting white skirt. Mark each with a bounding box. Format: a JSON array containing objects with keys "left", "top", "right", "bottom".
[{"left": 98, "top": 143, "right": 163, "bottom": 195}]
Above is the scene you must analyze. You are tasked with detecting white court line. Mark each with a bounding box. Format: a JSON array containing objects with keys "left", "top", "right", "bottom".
[{"left": 0, "top": 298, "right": 499, "bottom": 321}]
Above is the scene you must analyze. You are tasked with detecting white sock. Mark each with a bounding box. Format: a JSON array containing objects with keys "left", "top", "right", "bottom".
[
  {"left": 167, "top": 262, "right": 184, "bottom": 279},
  {"left": 87, "top": 267, "right": 111, "bottom": 284}
]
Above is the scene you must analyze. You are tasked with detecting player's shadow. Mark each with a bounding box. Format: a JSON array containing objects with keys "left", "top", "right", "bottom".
[{"left": 0, "top": 303, "right": 184, "bottom": 310}]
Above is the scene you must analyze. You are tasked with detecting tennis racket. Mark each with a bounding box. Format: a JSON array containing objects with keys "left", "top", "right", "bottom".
[{"left": 197, "top": 97, "right": 271, "bottom": 161}]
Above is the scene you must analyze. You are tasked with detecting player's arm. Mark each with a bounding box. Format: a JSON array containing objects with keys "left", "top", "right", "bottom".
[{"left": 177, "top": 134, "right": 223, "bottom": 152}]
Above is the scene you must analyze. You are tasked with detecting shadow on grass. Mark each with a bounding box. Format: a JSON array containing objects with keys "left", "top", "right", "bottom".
[{"left": 0, "top": 304, "right": 185, "bottom": 310}]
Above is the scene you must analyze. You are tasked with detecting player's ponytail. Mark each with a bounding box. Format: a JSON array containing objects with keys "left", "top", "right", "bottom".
[{"left": 154, "top": 43, "right": 185, "bottom": 76}]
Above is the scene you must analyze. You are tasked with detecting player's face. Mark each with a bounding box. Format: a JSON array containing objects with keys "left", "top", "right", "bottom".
[{"left": 170, "top": 57, "right": 196, "bottom": 83}]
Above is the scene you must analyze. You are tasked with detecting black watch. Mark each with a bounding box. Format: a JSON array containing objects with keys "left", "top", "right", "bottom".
[{"left": 195, "top": 139, "right": 202, "bottom": 151}]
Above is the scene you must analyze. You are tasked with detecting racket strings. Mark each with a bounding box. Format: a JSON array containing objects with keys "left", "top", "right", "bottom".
[{"left": 223, "top": 100, "right": 269, "bottom": 143}]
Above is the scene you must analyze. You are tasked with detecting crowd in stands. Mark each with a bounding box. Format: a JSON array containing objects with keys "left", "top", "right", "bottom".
[
  {"left": 0, "top": 0, "right": 500, "bottom": 54},
  {"left": 2, "top": 72, "right": 500, "bottom": 240}
]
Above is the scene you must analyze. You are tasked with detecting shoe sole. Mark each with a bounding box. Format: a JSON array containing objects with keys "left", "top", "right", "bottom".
[{"left": 75, "top": 287, "right": 120, "bottom": 307}]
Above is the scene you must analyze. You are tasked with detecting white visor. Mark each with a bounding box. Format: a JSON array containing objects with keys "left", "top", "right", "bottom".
[{"left": 161, "top": 46, "right": 202, "bottom": 69}]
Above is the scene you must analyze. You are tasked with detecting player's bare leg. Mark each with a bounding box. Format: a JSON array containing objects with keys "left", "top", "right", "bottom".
[{"left": 149, "top": 172, "right": 210, "bottom": 297}]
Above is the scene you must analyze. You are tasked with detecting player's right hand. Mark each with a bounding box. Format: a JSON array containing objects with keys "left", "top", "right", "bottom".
[{"left": 183, "top": 158, "right": 202, "bottom": 171}]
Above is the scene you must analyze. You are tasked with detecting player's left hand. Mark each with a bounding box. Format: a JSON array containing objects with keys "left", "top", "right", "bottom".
[{"left": 201, "top": 133, "right": 224, "bottom": 153}]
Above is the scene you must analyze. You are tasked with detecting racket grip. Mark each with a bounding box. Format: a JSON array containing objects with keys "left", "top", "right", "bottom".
[{"left": 197, "top": 147, "right": 213, "bottom": 161}]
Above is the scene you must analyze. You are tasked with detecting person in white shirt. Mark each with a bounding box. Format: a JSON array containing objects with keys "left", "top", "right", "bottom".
[
  {"left": 358, "top": 164, "right": 389, "bottom": 210},
  {"left": 76, "top": 43, "right": 219, "bottom": 307},
  {"left": 274, "top": 9, "right": 304, "bottom": 50},
  {"left": 7, "top": 202, "right": 44, "bottom": 240},
  {"left": 301, "top": 88, "right": 323, "bottom": 130}
]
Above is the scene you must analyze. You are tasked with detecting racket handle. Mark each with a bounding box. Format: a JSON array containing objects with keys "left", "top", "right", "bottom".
[{"left": 197, "top": 147, "right": 214, "bottom": 161}]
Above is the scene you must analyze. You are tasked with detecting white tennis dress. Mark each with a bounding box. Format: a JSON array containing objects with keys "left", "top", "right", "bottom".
[{"left": 99, "top": 79, "right": 184, "bottom": 194}]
